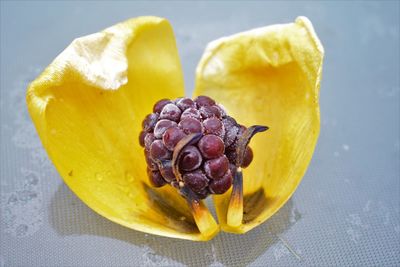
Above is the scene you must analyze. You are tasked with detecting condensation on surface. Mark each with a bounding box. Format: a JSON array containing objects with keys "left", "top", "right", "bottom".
[
  {"left": 1, "top": 170, "right": 43, "bottom": 238},
  {"left": 141, "top": 247, "right": 174, "bottom": 266},
  {"left": 140, "top": 235, "right": 183, "bottom": 267},
  {"left": 345, "top": 200, "right": 400, "bottom": 244},
  {"left": 1, "top": 68, "right": 47, "bottom": 238},
  {"left": 1, "top": 3, "right": 399, "bottom": 265},
  {"left": 273, "top": 242, "right": 292, "bottom": 261}
]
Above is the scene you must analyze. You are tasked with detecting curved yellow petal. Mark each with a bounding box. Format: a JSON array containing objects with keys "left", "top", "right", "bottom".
[
  {"left": 195, "top": 17, "right": 324, "bottom": 233},
  {"left": 27, "top": 17, "right": 218, "bottom": 241}
]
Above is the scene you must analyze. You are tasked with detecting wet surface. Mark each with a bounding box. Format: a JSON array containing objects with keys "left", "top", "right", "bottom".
[{"left": 1, "top": 1, "right": 399, "bottom": 266}]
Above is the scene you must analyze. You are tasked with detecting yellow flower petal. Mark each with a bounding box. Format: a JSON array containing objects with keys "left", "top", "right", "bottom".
[
  {"left": 27, "top": 16, "right": 218, "bottom": 241},
  {"left": 195, "top": 17, "right": 324, "bottom": 233}
]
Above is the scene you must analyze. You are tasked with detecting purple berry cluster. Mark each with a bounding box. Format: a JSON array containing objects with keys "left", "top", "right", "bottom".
[{"left": 139, "top": 96, "right": 253, "bottom": 199}]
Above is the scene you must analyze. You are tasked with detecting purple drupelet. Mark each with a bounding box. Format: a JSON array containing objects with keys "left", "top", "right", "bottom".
[{"left": 139, "top": 96, "right": 254, "bottom": 199}]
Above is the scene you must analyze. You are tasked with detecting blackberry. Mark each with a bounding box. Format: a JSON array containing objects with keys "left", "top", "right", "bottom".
[
  {"left": 203, "top": 117, "right": 225, "bottom": 138},
  {"left": 198, "top": 135, "right": 224, "bottom": 159},
  {"left": 179, "top": 117, "right": 203, "bottom": 134},
  {"left": 160, "top": 103, "right": 181, "bottom": 122},
  {"left": 139, "top": 95, "right": 261, "bottom": 199},
  {"left": 162, "top": 127, "right": 186, "bottom": 151},
  {"left": 204, "top": 155, "right": 229, "bottom": 179}
]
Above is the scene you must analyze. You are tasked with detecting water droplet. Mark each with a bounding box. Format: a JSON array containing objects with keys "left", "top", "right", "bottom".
[
  {"left": 273, "top": 243, "right": 290, "bottom": 261},
  {"left": 125, "top": 172, "right": 134, "bottom": 182},
  {"left": 116, "top": 184, "right": 129, "bottom": 194},
  {"left": 16, "top": 224, "right": 28, "bottom": 237},
  {"left": 272, "top": 52, "right": 279, "bottom": 62},
  {"left": 17, "top": 190, "right": 37, "bottom": 202},
  {"left": 289, "top": 207, "right": 301, "bottom": 224},
  {"left": 24, "top": 173, "right": 39, "bottom": 187},
  {"left": 7, "top": 194, "right": 18, "bottom": 205},
  {"left": 50, "top": 129, "right": 57, "bottom": 135},
  {"left": 95, "top": 173, "right": 103, "bottom": 181},
  {"left": 363, "top": 200, "right": 372, "bottom": 212},
  {"left": 142, "top": 249, "right": 165, "bottom": 264}
]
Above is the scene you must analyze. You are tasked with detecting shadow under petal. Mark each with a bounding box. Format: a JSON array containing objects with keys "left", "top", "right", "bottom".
[{"left": 49, "top": 183, "right": 300, "bottom": 266}]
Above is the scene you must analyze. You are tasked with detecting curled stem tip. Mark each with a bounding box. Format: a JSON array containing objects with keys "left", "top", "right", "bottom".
[
  {"left": 236, "top": 125, "right": 268, "bottom": 167},
  {"left": 228, "top": 125, "right": 268, "bottom": 228},
  {"left": 172, "top": 133, "right": 203, "bottom": 182}
]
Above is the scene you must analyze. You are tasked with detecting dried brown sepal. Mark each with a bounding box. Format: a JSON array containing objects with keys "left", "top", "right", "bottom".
[
  {"left": 171, "top": 133, "right": 203, "bottom": 183},
  {"left": 235, "top": 125, "right": 269, "bottom": 168},
  {"left": 228, "top": 125, "right": 268, "bottom": 227},
  {"left": 180, "top": 183, "right": 219, "bottom": 236},
  {"left": 227, "top": 168, "right": 243, "bottom": 227}
]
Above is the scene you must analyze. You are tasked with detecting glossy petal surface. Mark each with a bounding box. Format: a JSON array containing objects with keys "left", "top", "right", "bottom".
[
  {"left": 195, "top": 17, "right": 324, "bottom": 233},
  {"left": 27, "top": 17, "right": 219, "bottom": 241}
]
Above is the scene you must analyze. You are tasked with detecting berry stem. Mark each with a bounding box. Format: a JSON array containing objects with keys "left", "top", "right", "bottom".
[
  {"left": 171, "top": 133, "right": 203, "bottom": 183},
  {"left": 227, "top": 125, "right": 268, "bottom": 227},
  {"left": 180, "top": 186, "right": 219, "bottom": 236}
]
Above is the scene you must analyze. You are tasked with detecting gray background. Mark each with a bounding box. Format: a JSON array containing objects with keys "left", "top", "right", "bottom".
[{"left": 1, "top": 1, "right": 399, "bottom": 266}]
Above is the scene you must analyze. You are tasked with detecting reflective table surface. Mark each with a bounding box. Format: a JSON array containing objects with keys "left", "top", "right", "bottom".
[{"left": 1, "top": 2, "right": 399, "bottom": 266}]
